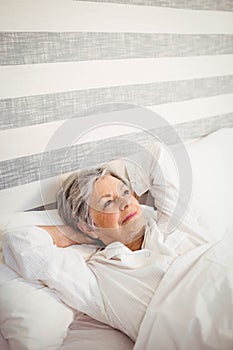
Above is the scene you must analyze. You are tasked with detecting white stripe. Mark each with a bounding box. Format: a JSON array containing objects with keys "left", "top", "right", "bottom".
[
  {"left": 0, "top": 119, "right": 142, "bottom": 161},
  {"left": 150, "top": 93, "right": 233, "bottom": 124},
  {"left": 1, "top": 0, "right": 233, "bottom": 33},
  {"left": 0, "top": 177, "right": 61, "bottom": 213},
  {"left": 0, "top": 170, "right": 91, "bottom": 213},
  {"left": 1, "top": 55, "right": 233, "bottom": 99},
  {"left": 1, "top": 93, "right": 233, "bottom": 161}
]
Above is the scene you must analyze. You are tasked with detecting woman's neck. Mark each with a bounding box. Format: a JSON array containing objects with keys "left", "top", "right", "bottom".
[{"left": 126, "top": 227, "right": 145, "bottom": 251}]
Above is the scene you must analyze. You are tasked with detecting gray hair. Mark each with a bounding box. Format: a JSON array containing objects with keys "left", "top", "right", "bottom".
[{"left": 57, "top": 165, "right": 130, "bottom": 238}]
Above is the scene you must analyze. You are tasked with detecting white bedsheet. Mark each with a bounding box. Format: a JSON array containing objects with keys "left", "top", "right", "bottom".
[
  {"left": 60, "top": 314, "right": 134, "bottom": 350},
  {"left": 0, "top": 329, "right": 10, "bottom": 350},
  {"left": 134, "top": 229, "right": 233, "bottom": 350}
]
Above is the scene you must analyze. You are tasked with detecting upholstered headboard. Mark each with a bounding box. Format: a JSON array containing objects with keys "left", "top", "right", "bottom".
[{"left": 1, "top": 0, "right": 233, "bottom": 214}]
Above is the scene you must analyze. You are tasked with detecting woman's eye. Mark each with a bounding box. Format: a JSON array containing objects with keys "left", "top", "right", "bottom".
[
  {"left": 104, "top": 199, "right": 113, "bottom": 208},
  {"left": 123, "top": 189, "right": 130, "bottom": 195}
]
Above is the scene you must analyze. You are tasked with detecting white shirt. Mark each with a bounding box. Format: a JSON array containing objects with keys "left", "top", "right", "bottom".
[{"left": 2, "top": 143, "right": 210, "bottom": 341}]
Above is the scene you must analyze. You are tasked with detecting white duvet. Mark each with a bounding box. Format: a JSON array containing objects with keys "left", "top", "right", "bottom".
[{"left": 134, "top": 229, "right": 233, "bottom": 350}]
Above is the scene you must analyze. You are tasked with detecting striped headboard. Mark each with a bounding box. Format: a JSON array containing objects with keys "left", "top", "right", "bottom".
[{"left": 1, "top": 0, "right": 233, "bottom": 214}]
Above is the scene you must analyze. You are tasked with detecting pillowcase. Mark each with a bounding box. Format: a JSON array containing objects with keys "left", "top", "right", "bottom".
[
  {"left": 136, "top": 127, "right": 233, "bottom": 239},
  {"left": 0, "top": 210, "right": 74, "bottom": 350},
  {"left": 186, "top": 127, "right": 233, "bottom": 239},
  {"left": 0, "top": 265, "right": 74, "bottom": 350},
  {"left": 159, "top": 127, "right": 233, "bottom": 239}
]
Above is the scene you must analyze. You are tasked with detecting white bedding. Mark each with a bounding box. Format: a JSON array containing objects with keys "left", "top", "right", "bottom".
[
  {"left": 0, "top": 313, "right": 134, "bottom": 350},
  {"left": 134, "top": 230, "right": 233, "bottom": 350},
  {"left": 60, "top": 314, "right": 134, "bottom": 350},
  {"left": 0, "top": 127, "right": 233, "bottom": 350},
  {"left": 133, "top": 127, "right": 233, "bottom": 350}
]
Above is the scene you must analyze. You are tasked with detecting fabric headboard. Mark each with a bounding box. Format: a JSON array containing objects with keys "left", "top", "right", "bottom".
[{"left": 1, "top": 0, "right": 233, "bottom": 213}]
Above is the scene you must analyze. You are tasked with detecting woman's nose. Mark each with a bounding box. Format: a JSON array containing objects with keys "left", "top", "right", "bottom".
[{"left": 119, "top": 195, "right": 131, "bottom": 211}]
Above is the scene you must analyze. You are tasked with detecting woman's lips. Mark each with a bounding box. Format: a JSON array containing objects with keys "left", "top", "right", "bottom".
[{"left": 122, "top": 211, "right": 138, "bottom": 224}]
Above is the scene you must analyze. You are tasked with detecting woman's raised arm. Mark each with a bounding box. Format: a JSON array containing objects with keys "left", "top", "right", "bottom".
[{"left": 37, "top": 225, "right": 96, "bottom": 247}]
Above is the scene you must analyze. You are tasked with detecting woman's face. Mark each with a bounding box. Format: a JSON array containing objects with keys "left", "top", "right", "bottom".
[{"left": 88, "top": 175, "right": 145, "bottom": 246}]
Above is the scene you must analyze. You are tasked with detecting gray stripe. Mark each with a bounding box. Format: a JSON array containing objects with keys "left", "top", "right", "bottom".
[
  {"left": 77, "top": 0, "right": 233, "bottom": 12},
  {"left": 1, "top": 75, "right": 233, "bottom": 130},
  {"left": 1, "top": 33, "right": 233, "bottom": 65},
  {"left": 0, "top": 113, "right": 233, "bottom": 190}
]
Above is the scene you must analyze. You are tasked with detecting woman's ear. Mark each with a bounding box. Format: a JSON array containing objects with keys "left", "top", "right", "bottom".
[{"left": 77, "top": 222, "right": 99, "bottom": 239}]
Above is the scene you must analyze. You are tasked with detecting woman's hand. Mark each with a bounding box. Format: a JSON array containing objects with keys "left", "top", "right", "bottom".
[{"left": 37, "top": 225, "right": 96, "bottom": 248}]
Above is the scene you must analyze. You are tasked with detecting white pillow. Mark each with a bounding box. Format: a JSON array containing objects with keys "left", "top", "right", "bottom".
[
  {"left": 0, "top": 210, "right": 74, "bottom": 350},
  {"left": 153, "top": 127, "right": 233, "bottom": 239},
  {"left": 186, "top": 127, "right": 233, "bottom": 239}
]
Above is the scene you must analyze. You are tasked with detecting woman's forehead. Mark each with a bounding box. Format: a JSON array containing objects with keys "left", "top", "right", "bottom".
[{"left": 92, "top": 175, "right": 125, "bottom": 197}]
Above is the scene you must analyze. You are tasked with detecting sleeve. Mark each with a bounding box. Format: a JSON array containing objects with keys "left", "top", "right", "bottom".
[
  {"left": 125, "top": 142, "right": 202, "bottom": 237},
  {"left": 2, "top": 226, "right": 103, "bottom": 315}
]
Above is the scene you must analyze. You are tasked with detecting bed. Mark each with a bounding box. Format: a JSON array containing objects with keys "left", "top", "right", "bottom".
[
  {"left": 0, "top": 111, "right": 233, "bottom": 350},
  {"left": 1, "top": 0, "right": 233, "bottom": 347}
]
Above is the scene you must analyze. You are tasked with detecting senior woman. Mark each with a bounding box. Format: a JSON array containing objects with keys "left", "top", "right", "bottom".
[{"left": 2, "top": 143, "right": 206, "bottom": 341}]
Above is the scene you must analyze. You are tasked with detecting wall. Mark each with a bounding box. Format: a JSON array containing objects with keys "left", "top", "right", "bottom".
[{"left": 0, "top": 0, "right": 233, "bottom": 211}]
